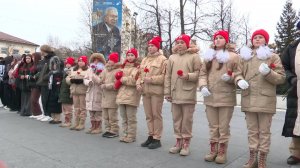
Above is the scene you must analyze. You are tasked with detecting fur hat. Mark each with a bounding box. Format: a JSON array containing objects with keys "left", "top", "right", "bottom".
[
  {"left": 251, "top": 29, "right": 269, "bottom": 44},
  {"left": 126, "top": 48, "right": 138, "bottom": 58},
  {"left": 175, "top": 34, "right": 191, "bottom": 48},
  {"left": 65, "top": 57, "right": 75, "bottom": 66},
  {"left": 108, "top": 52, "right": 119, "bottom": 63},
  {"left": 90, "top": 53, "right": 106, "bottom": 64},
  {"left": 148, "top": 36, "right": 162, "bottom": 49},
  {"left": 40, "top": 45, "right": 54, "bottom": 53},
  {"left": 78, "top": 55, "right": 88, "bottom": 65},
  {"left": 213, "top": 30, "right": 229, "bottom": 43}
]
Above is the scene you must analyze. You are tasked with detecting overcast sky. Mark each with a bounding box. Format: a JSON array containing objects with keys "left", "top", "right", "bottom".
[{"left": 0, "top": 0, "right": 299, "bottom": 49}]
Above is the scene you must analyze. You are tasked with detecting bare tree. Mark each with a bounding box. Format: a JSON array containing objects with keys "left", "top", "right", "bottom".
[{"left": 79, "top": 0, "right": 94, "bottom": 52}]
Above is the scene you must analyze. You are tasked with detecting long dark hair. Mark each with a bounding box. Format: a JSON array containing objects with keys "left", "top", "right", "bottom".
[{"left": 32, "top": 52, "right": 41, "bottom": 65}]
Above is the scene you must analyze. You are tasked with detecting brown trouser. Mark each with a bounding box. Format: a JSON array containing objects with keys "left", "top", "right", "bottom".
[
  {"left": 73, "top": 95, "right": 87, "bottom": 120},
  {"left": 89, "top": 111, "right": 102, "bottom": 122},
  {"left": 245, "top": 112, "right": 273, "bottom": 153},
  {"left": 103, "top": 108, "right": 119, "bottom": 134},
  {"left": 30, "top": 88, "right": 42, "bottom": 116},
  {"left": 62, "top": 104, "right": 73, "bottom": 120},
  {"left": 289, "top": 137, "right": 300, "bottom": 158},
  {"left": 206, "top": 106, "right": 234, "bottom": 143},
  {"left": 142, "top": 95, "right": 164, "bottom": 140},
  {"left": 171, "top": 103, "right": 195, "bottom": 139},
  {"left": 119, "top": 104, "right": 137, "bottom": 139}
]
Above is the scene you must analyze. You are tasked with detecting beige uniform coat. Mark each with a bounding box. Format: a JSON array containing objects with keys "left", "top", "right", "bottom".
[
  {"left": 100, "top": 64, "right": 121, "bottom": 109},
  {"left": 66, "top": 68, "right": 88, "bottom": 95},
  {"left": 84, "top": 68, "right": 103, "bottom": 111},
  {"left": 116, "top": 62, "right": 141, "bottom": 107},
  {"left": 136, "top": 52, "right": 167, "bottom": 96},
  {"left": 235, "top": 51, "right": 285, "bottom": 113},
  {"left": 199, "top": 51, "right": 239, "bottom": 107},
  {"left": 164, "top": 51, "right": 202, "bottom": 104}
]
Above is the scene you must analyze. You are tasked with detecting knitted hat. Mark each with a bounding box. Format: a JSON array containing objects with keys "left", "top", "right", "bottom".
[
  {"left": 213, "top": 30, "right": 229, "bottom": 43},
  {"left": 148, "top": 36, "right": 162, "bottom": 49},
  {"left": 108, "top": 52, "right": 119, "bottom": 63},
  {"left": 251, "top": 29, "right": 269, "bottom": 44},
  {"left": 175, "top": 34, "right": 191, "bottom": 48},
  {"left": 78, "top": 55, "right": 88, "bottom": 65},
  {"left": 126, "top": 48, "right": 138, "bottom": 58},
  {"left": 65, "top": 57, "right": 75, "bottom": 66}
]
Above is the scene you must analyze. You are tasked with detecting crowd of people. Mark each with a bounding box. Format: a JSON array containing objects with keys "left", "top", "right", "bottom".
[{"left": 0, "top": 23, "right": 300, "bottom": 168}]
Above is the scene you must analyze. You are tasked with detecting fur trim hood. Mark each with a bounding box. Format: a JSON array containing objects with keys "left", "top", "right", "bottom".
[{"left": 49, "top": 56, "right": 63, "bottom": 71}]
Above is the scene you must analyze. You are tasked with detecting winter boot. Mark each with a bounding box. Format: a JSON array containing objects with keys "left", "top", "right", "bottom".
[
  {"left": 215, "top": 143, "right": 228, "bottom": 164},
  {"left": 258, "top": 152, "right": 267, "bottom": 168},
  {"left": 86, "top": 121, "right": 95, "bottom": 134},
  {"left": 75, "top": 118, "right": 85, "bottom": 131},
  {"left": 70, "top": 117, "right": 80, "bottom": 130},
  {"left": 169, "top": 138, "right": 182, "bottom": 154},
  {"left": 91, "top": 121, "right": 102, "bottom": 134},
  {"left": 204, "top": 142, "right": 218, "bottom": 162},
  {"left": 179, "top": 138, "right": 190, "bottom": 156},
  {"left": 243, "top": 149, "right": 258, "bottom": 168}
]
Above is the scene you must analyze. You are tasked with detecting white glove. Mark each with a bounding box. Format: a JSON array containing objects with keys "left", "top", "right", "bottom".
[
  {"left": 237, "top": 80, "right": 249, "bottom": 90},
  {"left": 259, "top": 63, "right": 271, "bottom": 75},
  {"left": 200, "top": 87, "right": 211, "bottom": 97},
  {"left": 221, "top": 73, "right": 231, "bottom": 82}
]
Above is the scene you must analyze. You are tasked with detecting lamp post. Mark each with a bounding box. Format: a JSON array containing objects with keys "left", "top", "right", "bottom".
[{"left": 133, "top": 12, "right": 138, "bottom": 48}]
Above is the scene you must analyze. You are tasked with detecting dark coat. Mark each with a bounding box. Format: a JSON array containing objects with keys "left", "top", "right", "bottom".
[
  {"left": 46, "top": 56, "right": 63, "bottom": 113},
  {"left": 282, "top": 39, "right": 300, "bottom": 137},
  {"left": 93, "top": 22, "right": 121, "bottom": 58},
  {"left": 58, "top": 70, "right": 73, "bottom": 104},
  {"left": 36, "top": 53, "right": 55, "bottom": 86}
]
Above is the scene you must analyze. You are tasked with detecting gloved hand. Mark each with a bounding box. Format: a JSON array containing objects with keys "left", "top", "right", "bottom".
[
  {"left": 237, "top": 80, "right": 249, "bottom": 90},
  {"left": 115, "top": 71, "right": 123, "bottom": 80},
  {"left": 259, "top": 63, "right": 271, "bottom": 75},
  {"left": 221, "top": 73, "right": 231, "bottom": 82},
  {"left": 200, "top": 87, "right": 211, "bottom": 97},
  {"left": 114, "top": 79, "right": 122, "bottom": 90}
]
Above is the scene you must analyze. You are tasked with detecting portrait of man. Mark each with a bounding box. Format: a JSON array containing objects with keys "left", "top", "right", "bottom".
[{"left": 93, "top": 6, "right": 121, "bottom": 59}]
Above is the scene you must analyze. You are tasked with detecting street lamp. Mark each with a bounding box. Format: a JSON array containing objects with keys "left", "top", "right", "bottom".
[{"left": 133, "top": 12, "right": 138, "bottom": 48}]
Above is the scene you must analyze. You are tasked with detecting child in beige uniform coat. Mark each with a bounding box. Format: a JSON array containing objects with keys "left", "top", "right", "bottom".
[
  {"left": 116, "top": 48, "right": 141, "bottom": 143},
  {"left": 66, "top": 56, "right": 89, "bottom": 131},
  {"left": 164, "top": 34, "right": 202, "bottom": 156},
  {"left": 100, "top": 52, "right": 121, "bottom": 138},
  {"left": 84, "top": 53, "right": 106, "bottom": 134},
  {"left": 137, "top": 36, "right": 167, "bottom": 149},
  {"left": 199, "top": 30, "right": 239, "bottom": 164},
  {"left": 235, "top": 29, "right": 285, "bottom": 168}
]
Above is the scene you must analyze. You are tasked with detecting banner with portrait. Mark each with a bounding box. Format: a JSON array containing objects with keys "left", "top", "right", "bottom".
[{"left": 92, "top": 0, "right": 122, "bottom": 59}]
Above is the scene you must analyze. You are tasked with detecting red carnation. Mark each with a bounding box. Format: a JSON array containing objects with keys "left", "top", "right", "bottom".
[
  {"left": 144, "top": 67, "right": 149, "bottom": 73},
  {"left": 91, "top": 65, "right": 96, "bottom": 69},
  {"left": 269, "top": 63, "right": 276, "bottom": 70},
  {"left": 97, "top": 69, "right": 103, "bottom": 73},
  {"left": 177, "top": 70, "right": 183, "bottom": 76},
  {"left": 77, "top": 71, "right": 80, "bottom": 74},
  {"left": 227, "top": 70, "right": 233, "bottom": 76}
]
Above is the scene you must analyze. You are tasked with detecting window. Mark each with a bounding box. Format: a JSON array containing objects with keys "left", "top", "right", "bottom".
[
  {"left": 1, "top": 48, "right": 8, "bottom": 54},
  {"left": 24, "top": 50, "right": 30, "bottom": 54},
  {"left": 13, "top": 49, "right": 19, "bottom": 54}
]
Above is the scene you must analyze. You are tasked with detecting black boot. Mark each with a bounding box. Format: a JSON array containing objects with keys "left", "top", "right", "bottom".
[
  {"left": 141, "top": 136, "right": 153, "bottom": 147},
  {"left": 287, "top": 156, "right": 300, "bottom": 165},
  {"left": 148, "top": 139, "right": 161, "bottom": 149}
]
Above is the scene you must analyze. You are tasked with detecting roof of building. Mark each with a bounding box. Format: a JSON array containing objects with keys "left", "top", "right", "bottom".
[{"left": 0, "top": 31, "right": 39, "bottom": 46}]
